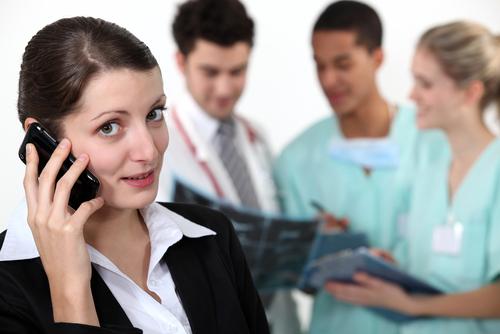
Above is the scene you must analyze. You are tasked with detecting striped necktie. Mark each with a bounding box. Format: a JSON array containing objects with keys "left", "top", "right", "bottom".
[{"left": 214, "top": 118, "right": 260, "bottom": 209}]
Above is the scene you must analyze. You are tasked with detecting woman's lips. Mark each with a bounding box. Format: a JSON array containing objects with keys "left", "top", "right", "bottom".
[
  {"left": 121, "top": 170, "right": 155, "bottom": 188},
  {"left": 327, "top": 92, "right": 346, "bottom": 105}
]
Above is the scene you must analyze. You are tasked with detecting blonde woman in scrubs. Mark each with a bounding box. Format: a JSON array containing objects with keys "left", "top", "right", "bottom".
[{"left": 325, "top": 20, "right": 500, "bottom": 333}]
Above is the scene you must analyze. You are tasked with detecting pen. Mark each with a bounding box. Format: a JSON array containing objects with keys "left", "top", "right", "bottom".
[
  {"left": 310, "top": 200, "right": 326, "bottom": 213},
  {"left": 310, "top": 200, "right": 349, "bottom": 231}
]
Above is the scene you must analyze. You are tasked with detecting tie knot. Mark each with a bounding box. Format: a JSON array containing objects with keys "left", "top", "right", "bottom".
[{"left": 217, "top": 118, "right": 236, "bottom": 138}]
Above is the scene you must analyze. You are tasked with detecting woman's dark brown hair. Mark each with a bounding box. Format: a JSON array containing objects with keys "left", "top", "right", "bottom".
[{"left": 18, "top": 16, "right": 159, "bottom": 137}]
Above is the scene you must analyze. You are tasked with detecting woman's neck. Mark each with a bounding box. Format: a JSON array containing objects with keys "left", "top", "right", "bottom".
[
  {"left": 83, "top": 206, "right": 147, "bottom": 252},
  {"left": 83, "top": 205, "right": 154, "bottom": 294},
  {"left": 445, "top": 108, "right": 494, "bottom": 201},
  {"left": 445, "top": 111, "right": 494, "bottom": 163}
]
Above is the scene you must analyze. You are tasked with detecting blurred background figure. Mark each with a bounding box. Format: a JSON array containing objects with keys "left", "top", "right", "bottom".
[
  {"left": 325, "top": 20, "right": 500, "bottom": 334},
  {"left": 275, "top": 1, "right": 421, "bottom": 332},
  {"left": 156, "top": 0, "right": 301, "bottom": 332}
]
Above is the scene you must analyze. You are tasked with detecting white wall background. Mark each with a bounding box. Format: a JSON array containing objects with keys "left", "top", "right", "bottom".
[{"left": 1, "top": 0, "right": 500, "bottom": 230}]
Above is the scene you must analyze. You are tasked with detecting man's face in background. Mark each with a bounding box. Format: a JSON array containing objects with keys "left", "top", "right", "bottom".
[{"left": 177, "top": 39, "right": 251, "bottom": 120}]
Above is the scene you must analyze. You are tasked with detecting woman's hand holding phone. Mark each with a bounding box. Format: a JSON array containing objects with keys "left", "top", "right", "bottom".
[{"left": 23, "top": 138, "right": 103, "bottom": 326}]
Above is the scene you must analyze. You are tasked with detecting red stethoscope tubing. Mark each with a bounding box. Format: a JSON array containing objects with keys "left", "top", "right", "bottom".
[
  {"left": 171, "top": 108, "right": 226, "bottom": 197},
  {"left": 171, "top": 108, "right": 259, "bottom": 200}
]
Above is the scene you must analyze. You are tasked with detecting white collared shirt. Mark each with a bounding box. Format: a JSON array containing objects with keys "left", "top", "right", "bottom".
[
  {"left": 0, "top": 201, "right": 216, "bottom": 334},
  {"left": 178, "top": 91, "right": 220, "bottom": 145}
]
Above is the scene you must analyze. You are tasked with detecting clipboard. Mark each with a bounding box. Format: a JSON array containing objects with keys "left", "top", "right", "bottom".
[{"left": 304, "top": 247, "right": 442, "bottom": 322}]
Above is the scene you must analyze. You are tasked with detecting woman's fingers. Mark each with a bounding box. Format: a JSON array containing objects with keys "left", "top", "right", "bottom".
[
  {"left": 353, "top": 272, "right": 385, "bottom": 289},
  {"left": 324, "top": 275, "right": 411, "bottom": 311},
  {"left": 52, "top": 153, "right": 90, "bottom": 212},
  {"left": 26, "top": 139, "right": 101, "bottom": 230},
  {"left": 37, "top": 138, "right": 71, "bottom": 211},
  {"left": 24, "top": 143, "right": 40, "bottom": 227},
  {"left": 325, "top": 281, "right": 371, "bottom": 305},
  {"left": 71, "top": 197, "right": 104, "bottom": 229}
]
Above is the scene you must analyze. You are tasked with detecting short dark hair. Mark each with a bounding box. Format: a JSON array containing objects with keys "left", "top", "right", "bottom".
[
  {"left": 18, "top": 16, "right": 158, "bottom": 137},
  {"left": 172, "top": 0, "right": 254, "bottom": 55},
  {"left": 313, "top": 0, "right": 383, "bottom": 52}
]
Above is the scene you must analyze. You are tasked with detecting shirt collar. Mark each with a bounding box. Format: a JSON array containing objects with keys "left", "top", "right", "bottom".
[
  {"left": 179, "top": 91, "right": 220, "bottom": 143},
  {"left": 142, "top": 202, "right": 215, "bottom": 239},
  {"left": 0, "top": 200, "right": 37, "bottom": 261},
  {"left": 0, "top": 201, "right": 215, "bottom": 262}
]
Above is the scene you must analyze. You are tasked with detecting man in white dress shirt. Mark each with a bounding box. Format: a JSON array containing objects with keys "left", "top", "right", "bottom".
[{"left": 157, "top": 0, "right": 302, "bottom": 333}]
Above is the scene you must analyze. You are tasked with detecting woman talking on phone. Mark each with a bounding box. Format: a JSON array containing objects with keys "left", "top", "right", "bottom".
[
  {"left": 324, "top": 21, "right": 500, "bottom": 333},
  {"left": 0, "top": 17, "right": 268, "bottom": 334}
]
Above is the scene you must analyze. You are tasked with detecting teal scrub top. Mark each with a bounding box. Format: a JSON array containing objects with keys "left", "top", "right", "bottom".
[
  {"left": 274, "top": 105, "right": 419, "bottom": 334},
  {"left": 398, "top": 137, "right": 500, "bottom": 334}
]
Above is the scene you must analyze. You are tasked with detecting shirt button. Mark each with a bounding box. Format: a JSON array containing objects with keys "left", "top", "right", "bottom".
[{"left": 150, "top": 279, "right": 158, "bottom": 287}]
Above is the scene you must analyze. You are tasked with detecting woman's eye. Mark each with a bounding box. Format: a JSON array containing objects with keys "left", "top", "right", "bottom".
[
  {"left": 99, "top": 122, "right": 120, "bottom": 136},
  {"left": 147, "top": 107, "right": 166, "bottom": 122}
]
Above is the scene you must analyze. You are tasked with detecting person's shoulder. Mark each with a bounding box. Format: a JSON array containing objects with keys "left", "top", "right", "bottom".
[
  {"left": 393, "top": 103, "right": 445, "bottom": 153},
  {"left": 393, "top": 103, "right": 417, "bottom": 129},
  {"left": 286, "top": 116, "right": 334, "bottom": 151},
  {"left": 416, "top": 128, "right": 449, "bottom": 160},
  {"left": 0, "top": 231, "right": 37, "bottom": 270},
  {"left": 0, "top": 231, "right": 5, "bottom": 250},
  {"left": 235, "top": 114, "right": 261, "bottom": 132},
  {"left": 481, "top": 137, "right": 500, "bottom": 170},
  {"left": 234, "top": 114, "right": 269, "bottom": 145},
  {"left": 0, "top": 231, "right": 43, "bottom": 298},
  {"left": 395, "top": 103, "right": 416, "bottom": 116},
  {"left": 277, "top": 116, "right": 334, "bottom": 163}
]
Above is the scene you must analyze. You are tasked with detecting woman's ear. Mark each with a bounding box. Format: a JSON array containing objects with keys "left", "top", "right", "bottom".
[
  {"left": 23, "top": 117, "right": 39, "bottom": 132},
  {"left": 464, "top": 80, "right": 485, "bottom": 107}
]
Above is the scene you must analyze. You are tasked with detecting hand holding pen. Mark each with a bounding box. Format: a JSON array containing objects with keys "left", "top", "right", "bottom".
[{"left": 310, "top": 200, "right": 349, "bottom": 232}]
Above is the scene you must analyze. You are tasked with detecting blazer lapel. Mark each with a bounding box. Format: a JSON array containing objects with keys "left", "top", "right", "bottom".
[{"left": 166, "top": 237, "right": 217, "bottom": 334}]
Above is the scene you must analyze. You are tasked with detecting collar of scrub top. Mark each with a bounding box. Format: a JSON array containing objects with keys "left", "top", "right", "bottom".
[{"left": 0, "top": 201, "right": 216, "bottom": 262}]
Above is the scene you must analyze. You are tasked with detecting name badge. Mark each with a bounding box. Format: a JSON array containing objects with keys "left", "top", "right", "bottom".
[
  {"left": 432, "top": 219, "right": 463, "bottom": 255},
  {"left": 397, "top": 213, "right": 409, "bottom": 238}
]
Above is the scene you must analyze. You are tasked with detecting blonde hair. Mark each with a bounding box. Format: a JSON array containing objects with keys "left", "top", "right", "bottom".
[{"left": 418, "top": 20, "right": 500, "bottom": 113}]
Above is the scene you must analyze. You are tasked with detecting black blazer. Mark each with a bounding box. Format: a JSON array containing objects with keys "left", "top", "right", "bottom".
[{"left": 0, "top": 203, "right": 269, "bottom": 334}]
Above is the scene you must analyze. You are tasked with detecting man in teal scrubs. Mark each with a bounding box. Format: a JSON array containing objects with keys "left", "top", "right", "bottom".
[{"left": 274, "top": 1, "right": 418, "bottom": 333}]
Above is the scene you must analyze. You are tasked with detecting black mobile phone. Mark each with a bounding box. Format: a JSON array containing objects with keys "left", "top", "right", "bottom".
[{"left": 18, "top": 122, "right": 100, "bottom": 210}]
